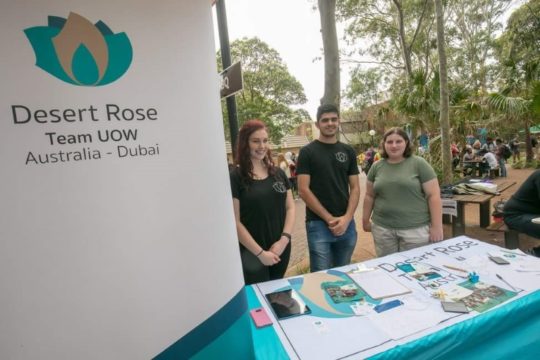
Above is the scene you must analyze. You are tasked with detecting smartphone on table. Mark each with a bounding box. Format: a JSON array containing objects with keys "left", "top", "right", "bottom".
[
  {"left": 441, "top": 301, "right": 469, "bottom": 313},
  {"left": 489, "top": 256, "right": 510, "bottom": 265},
  {"left": 250, "top": 307, "right": 273, "bottom": 328}
]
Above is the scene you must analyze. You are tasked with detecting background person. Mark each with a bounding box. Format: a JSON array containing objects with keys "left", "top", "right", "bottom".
[
  {"left": 462, "top": 146, "right": 475, "bottom": 176},
  {"left": 362, "top": 127, "right": 443, "bottom": 257},
  {"left": 373, "top": 147, "right": 382, "bottom": 162},
  {"left": 509, "top": 136, "right": 521, "bottom": 163},
  {"left": 472, "top": 139, "right": 483, "bottom": 156},
  {"left": 504, "top": 170, "right": 540, "bottom": 255},
  {"left": 358, "top": 146, "right": 375, "bottom": 173},
  {"left": 230, "top": 120, "right": 295, "bottom": 284},
  {"left": 277, "top": 153, "right": 291, "bottom": 179},
  {"left": 495, "top": 138, "right": 507, "bottom": 177},
  {"left": 285, "top": 151, "right": 297, "bottom": 197},
  {"left": 486, "top": 136, "right": 497, "bottom": 153},
  {"left": 478, "top": 148, "right": 498, "bottom": 177},
  {"left": 533, "top": 135, "right": 540, "bottom": 160},
  {"left": 451, "top": 142, "right": 460, "bottom": 169},
  {"left": 466, "top": 134, "right": 476, "bottom": 146},
  {"left": 297, "top": 104, "right": 360, "bottom": 272}
]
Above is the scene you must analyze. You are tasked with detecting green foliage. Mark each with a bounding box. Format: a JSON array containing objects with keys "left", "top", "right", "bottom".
[
  {"left": 336, "top": 0, "right": 435, "bottom": 77},
  {"left": 487, "top": 93, "right": 530, "bottom": 115},
  {"left": 421, "top": 134, "right": 461, "bottom": 185},
  {"left": 489, "top": 0, "right": 540, "bottom": 163},
  {"left": 511, "top": 158, "right": 539, "bottom": 169},
  {"left": 445, "top": 0, "right": 511, "bottom": 92},
  {"left": 344, "top": 68, "right": 388, "bottom": 109},
  {"left": 393, "top": 70, "right": 438, "bottom": 117},
  {"left": 496, "top": 0, "right": 540, "bottom": 90},
  {"left": 336, "top": 0, "right": 520, "bottom": 140},
  {"left": 217, "top": 37, "right": 309, "bottom": 143},
  {"left": 533, "top": 81, "right": 540, "bottom": 115}
]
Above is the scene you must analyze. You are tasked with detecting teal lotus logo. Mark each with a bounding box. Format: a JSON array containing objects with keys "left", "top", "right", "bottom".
[{"left": 24, "top": 12, "right": 132, "bottom": 86}]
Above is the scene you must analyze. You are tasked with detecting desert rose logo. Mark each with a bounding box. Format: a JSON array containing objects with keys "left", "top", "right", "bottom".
[{"left": 24, "top": 12, "right": 132, "bottom": 86}]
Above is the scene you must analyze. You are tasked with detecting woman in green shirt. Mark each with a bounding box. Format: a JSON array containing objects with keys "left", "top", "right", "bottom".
[{"left": 362, "top": 127, "right": 443, "bottom": 256}]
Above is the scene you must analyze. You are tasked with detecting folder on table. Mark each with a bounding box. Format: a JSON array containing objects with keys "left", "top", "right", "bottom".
[{"left": 349, "top": 269, "right": 411, "bottom": 300}]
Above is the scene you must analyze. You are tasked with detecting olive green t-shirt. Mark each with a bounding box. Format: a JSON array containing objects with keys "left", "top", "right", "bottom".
[{"left": 367, "top": 155, "right": 436, "bottom": 229}]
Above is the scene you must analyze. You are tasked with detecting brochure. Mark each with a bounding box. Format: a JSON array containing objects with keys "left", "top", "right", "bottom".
[
  {"left": 321, "top": 279, "right": 363, "bottom": 303},
  {"left": 444, "top": 281, "right": 517, "bottom": 313}
]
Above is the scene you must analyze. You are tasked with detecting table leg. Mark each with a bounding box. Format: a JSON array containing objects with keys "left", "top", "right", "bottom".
[
  {"left": 480, "top": 201, "right": 491, "bottom": 228},
  {"left": 452, "top": 202, "right": 466, "bottom": 236}
]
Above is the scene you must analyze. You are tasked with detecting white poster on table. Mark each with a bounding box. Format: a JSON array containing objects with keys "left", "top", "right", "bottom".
[
  {"left": 254, "top": 237, "right": 539, "bottom": 360},
  {"left": 0, "top": 1, "right": 250, "bottom": 359}
]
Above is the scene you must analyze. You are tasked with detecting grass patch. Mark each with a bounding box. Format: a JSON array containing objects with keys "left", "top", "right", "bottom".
[{"left": 511, "top": 159, "right": 538, "bottom": 169}]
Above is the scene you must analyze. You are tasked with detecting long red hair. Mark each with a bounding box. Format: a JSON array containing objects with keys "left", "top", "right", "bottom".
[{"left": 235, "top": 119, "right": 275, "bottom": 182}]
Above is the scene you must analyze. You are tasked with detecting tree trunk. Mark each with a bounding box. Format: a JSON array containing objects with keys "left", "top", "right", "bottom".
[
  {"left": 392, "top": 0, "right": 413, "bottom": 81},
  {"left": 318, "top": 0, "right": 340, "bottom": 107},
  {"left": 435, "top": 0, "right": 452, "bottom": 185}
]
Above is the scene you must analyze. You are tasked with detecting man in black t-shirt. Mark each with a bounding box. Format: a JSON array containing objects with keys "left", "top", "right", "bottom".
[{"left": 297, "top": 104, "right": 360, "bottom": 272}]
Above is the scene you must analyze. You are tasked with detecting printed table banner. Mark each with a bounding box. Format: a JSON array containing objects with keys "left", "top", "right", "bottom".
[{"left": 252, "top": 236, "right": 540, "bottom": 359}]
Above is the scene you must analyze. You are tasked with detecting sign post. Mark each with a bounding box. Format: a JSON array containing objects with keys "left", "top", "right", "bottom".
[{"left": 220, "top": 61, "right": 243, "bottom": 98}]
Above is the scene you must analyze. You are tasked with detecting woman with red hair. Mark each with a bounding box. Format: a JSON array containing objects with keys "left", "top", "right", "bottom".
[{"left": 230, "top": 120, "right": 295, "bottom": 284}]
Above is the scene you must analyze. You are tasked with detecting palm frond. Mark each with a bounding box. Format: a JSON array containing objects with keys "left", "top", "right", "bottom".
[{"left": 487, "top": 93, "right": 530, "bottom": 115}]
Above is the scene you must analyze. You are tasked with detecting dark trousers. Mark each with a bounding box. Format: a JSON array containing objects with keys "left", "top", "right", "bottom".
[
  {"left": 504, "top": 214, "right": 540, "bottom": 239},
  {"left": 240, "top": 243, "right": 291, "bottom": 285}
]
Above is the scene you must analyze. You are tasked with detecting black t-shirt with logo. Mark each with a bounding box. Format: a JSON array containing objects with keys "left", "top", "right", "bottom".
[
  {"left": 297, "top": 140, "right": 359, "bottom": 222},
  {"left": 230, "top": 168, "right": 290, "bottom": 250}
]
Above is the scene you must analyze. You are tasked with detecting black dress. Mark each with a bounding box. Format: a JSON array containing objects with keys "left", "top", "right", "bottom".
[{"left": 230, "top": 168, "right": 291, "bottom": 284}]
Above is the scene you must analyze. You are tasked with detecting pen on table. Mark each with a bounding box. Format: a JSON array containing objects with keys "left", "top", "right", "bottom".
[
  {"left": 496, "top": 274, "right": 517, "bottom": 292},
  {"left": 443, "top": 265, "right": 468, "bottom": 273}
]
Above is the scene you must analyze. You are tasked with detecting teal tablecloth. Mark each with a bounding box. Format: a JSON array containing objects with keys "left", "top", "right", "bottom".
[
  {"left": 368, "top": 289, "right": 540, "bottom": 360},
  {"left": 250, "top": 287, "right": 540, "bottom": 359},
  {"left": 247, "top": 286, "right": 288, "bottom": 360}
]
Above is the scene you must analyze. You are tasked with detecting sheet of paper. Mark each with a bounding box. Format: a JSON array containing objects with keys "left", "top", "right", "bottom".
[
  {"left": 349, "top": 269, "right": 411, "bottom": 299},
  {"left": 368, "top": 303, "right": 453, "bottom": 340},
  {"left": 279, "top": 315, "right": 390, "bottom": 360},
  {"left": 496, "top": 271, "right": 539, "bottom": 292},
  {"left": 514, "top": 261, "right": 540, "bottom": 272},
  {"left": 440, "top": 284, "right": 474, "bottom": 299}
]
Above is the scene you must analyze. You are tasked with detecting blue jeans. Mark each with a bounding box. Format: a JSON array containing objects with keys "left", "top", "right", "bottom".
[
  {"left": 306, "top": 219, "right": 357, "bottom": 272},
  {"left": 498, "top": 158, "right": 507, "bottom": 177}
]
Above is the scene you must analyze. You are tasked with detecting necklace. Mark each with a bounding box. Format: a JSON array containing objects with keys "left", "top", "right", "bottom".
[{"left": 252, "top": 162, "right": 268, "bottom": 180}]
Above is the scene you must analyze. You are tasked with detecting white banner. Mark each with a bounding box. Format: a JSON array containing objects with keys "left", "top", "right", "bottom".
[{"left": 0, "top": 1, "right": 247, "bottom": 359}]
